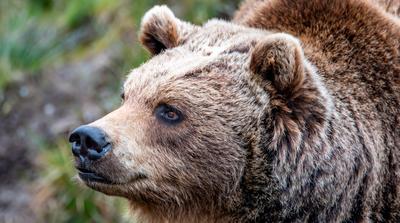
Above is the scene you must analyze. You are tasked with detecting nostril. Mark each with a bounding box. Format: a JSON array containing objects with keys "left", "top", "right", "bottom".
[
  {"left": 69, "top": 132, "right": 82, "bottom": 157},
  {"left": 85, "top": 136, "right": 101, "bottom": 152},
  {"left": 69, "top": 132, "right": 80, "bottom": 144}
]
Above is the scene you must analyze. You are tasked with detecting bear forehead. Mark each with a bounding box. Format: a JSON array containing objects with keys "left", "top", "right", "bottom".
[{"left": 123, "top": 20, "right": 271, "bottom": 102}]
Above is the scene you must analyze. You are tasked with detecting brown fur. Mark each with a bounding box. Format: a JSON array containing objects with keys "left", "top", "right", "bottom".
[
  {"left": 73, "top": 1, "right": 400, "bottom": 222},
  {"left": 374, "top": 0, "right": 400, "bottom": 15},
  {"left": 234, "top": 0, "right": 400, "bottom": 221}
]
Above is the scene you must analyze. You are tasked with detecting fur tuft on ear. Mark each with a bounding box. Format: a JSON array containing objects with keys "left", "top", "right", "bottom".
[
  {"left": 250, "top": 34, "right": 305, "bottom": 93},
  {"left": 139, "top": 5, "right": 179, "bottom": 55}
]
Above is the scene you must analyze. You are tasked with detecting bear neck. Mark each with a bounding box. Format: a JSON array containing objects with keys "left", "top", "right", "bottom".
[{"left": 236, "top": 64, "right": 335, "bottom": 222}]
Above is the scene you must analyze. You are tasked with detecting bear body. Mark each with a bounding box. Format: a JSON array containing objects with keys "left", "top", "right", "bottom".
[
  {"left": 233, "top": 0, "right": 400, "bottom": 222},
  {"left": 69, "top": 0, "right": 400, "bottom": 222}
]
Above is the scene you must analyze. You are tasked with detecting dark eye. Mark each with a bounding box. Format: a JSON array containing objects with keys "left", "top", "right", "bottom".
[
  {"left": 155, "top": 104, "right": 183, "bottom": 125},
  {"left": 120, "top": 92, "right": 125, "bottom": 100}
]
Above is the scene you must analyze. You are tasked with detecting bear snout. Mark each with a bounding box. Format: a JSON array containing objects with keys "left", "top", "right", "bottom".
[{"left": 69, "top": 125, "right": 112, "bottom": 162}]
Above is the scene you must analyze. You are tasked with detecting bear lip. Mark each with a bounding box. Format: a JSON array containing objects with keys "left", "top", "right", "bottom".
[{"left": 77, "top": 167, "right": 113, "bottom": 184}]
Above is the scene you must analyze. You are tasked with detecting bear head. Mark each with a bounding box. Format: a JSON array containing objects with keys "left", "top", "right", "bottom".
[{"left": 69, "top": 5, "right": 332, "bottom": 221}]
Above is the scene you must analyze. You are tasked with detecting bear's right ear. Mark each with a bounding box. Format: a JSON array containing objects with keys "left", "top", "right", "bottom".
[
  {"left": 250, "top": 34, "right": 305, "bottom": 93},
  {"left": 139, "top": 5, "right": 198, "bottom": 55}
]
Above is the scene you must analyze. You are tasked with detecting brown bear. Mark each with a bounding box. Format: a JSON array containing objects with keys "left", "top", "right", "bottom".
[{"left": 68, "top": 0, "right": 400, "bottom": 222}]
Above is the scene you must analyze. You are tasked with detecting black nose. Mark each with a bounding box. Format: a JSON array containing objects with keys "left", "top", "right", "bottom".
[{"left": 69, "top": 126, "right": 111, "bottom": 161}]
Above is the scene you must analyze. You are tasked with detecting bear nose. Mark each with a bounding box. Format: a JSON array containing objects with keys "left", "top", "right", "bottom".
[{"left": 69, "top": 125, "right": 111, "bottom": 161}]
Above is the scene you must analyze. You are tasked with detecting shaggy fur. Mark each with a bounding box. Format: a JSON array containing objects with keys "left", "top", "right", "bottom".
[
  {"left": 234, "top": 2, "right": 400, "bottom": 220},
  {"left": 73, "top": 1, "right": 400, "bottom": 222}
]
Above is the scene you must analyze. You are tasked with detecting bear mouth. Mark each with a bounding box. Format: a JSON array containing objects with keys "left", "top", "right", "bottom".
[{"left": 77, "top": 167, "right": 113, "bottom": 184}]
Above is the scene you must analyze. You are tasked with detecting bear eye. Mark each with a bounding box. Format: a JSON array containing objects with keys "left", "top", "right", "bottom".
[{"left": 155, "top": 104, "right": 183, "bottom": 125}]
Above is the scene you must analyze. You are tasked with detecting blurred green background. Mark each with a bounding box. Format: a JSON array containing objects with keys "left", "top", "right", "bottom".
[{"left": 0, "top": 0, "right": 239, "bottom": 222}]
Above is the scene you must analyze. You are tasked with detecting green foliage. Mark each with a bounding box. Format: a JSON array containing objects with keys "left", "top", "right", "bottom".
[
  {"left": 63, "top": 0, "right": 96, "bottom": 29},
  {"left": 179, "top": 0, "right": 238, "bottom": 23}
]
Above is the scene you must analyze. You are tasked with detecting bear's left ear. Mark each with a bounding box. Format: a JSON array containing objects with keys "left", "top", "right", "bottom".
[
  {"left": 250, "top": 34, "right": 305, "bottom": 93},
  {"left": 139, "top": 5, "right": 198, "bottom": 55}
]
